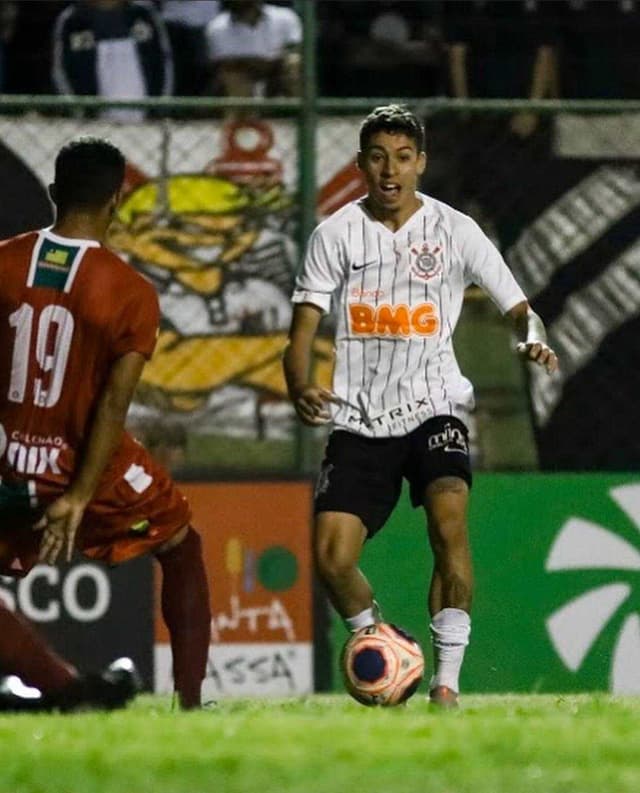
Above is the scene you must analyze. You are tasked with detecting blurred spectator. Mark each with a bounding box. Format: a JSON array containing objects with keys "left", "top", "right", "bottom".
[
  {"left": 0, "top": 2, "right": 16, "bottom": 91},
  {"left": 205, "top": 0, "right": 301, "bottom": 97},
  {"left": 432, "top": 2, "right": 560, "bottom": 250},
  {"left": 318, "top": 1, "right": 444, "bottom": 98},
  {"left": 444, "top": 0, "right": 557, "bottom": 137},
  {"left": 52, "top": 0, "right": 173, "bottom": 120},
  {"left": 554, "top": 0, "right": 640, "bottom": 98},
  {"left": 3, "top": 1, "right": 64, "bottom": 95},
  {"left": 161, "top": 0, "right": 220, "bottom": 96}
]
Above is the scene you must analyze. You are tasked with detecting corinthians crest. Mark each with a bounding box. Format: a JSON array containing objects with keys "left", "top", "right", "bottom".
[{"left": 409, "top": 241, "right": 443, "bottom": 281}]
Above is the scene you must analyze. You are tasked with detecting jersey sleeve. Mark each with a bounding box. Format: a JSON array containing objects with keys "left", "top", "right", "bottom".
[
  {"left": 458, "top": 217, "right": 526, "bottom": 314},
  {"left": 111, "top": 278, "right": 160, "bottom": 360},
  {"left": 291, "top": 225, "right": 341, "bottom": 314}
]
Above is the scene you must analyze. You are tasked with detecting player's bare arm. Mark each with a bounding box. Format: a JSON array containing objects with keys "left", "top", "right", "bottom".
[
  {"left": 36, "top": 351, "right": 147, "bottom": 564},
  {"left": 283, "top": 303, "right": 336, "bottom": 426},
  {"left": 508, "top": 300, "right": 558, "bottom": 374}
]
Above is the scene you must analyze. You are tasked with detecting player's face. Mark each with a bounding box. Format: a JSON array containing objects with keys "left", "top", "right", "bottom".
[{"left": 357, "top": 132, "right": 426, "bottom": 214}]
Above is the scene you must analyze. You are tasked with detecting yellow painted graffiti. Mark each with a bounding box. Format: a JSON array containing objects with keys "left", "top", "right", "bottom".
[{"left": 111, "top": 173, "right": 331, "bottom": 417}]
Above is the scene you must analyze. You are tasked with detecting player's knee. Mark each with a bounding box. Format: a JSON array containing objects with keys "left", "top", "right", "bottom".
[
  {"left": 314, "top": 539, "right": 358, "bottom": 583},
  {"left": 314, "top": 513, "right": 365, "bottom": 583},
  {"left": 429, "top": 518, "right": 469, "bottom": 557},
  {"left": 155, "top": 523, "right": 194, "bottom": 556}
]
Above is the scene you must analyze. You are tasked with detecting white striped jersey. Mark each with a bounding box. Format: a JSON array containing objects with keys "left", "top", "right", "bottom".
[{"left": 291, "top": 193, "right": 526, "bottom": 438}]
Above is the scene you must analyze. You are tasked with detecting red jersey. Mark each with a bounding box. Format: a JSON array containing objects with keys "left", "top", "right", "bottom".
[{"left": 0, "top": 228, "right": 160, "bottom": 500}]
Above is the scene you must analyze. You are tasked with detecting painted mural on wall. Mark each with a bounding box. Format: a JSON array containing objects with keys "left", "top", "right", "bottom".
[
  {"left": 110, "top": 120, "right": 337, "bottom": 446},
  {"left": 0, "top": 116, "right": 364, "bottom": 454}
]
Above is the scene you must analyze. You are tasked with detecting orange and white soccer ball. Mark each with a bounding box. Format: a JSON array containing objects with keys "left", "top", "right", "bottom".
[{"left": 341, "top": 622, "right": 425, "bottom": 706}]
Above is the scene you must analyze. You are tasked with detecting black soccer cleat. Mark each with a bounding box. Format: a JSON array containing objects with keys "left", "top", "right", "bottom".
[{"left": 48, "top": 657, "right": 142, "bottom": 712}]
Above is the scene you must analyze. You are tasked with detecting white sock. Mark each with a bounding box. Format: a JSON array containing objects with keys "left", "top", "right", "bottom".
[
  {"left": 430, "top": 608, "right": 471, "bottom": 693},
  {"left": 345, "top": 606, "right": 376, "bottom": 632}
]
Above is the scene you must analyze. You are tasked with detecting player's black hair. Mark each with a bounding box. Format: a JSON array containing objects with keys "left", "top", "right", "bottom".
[
  {"left": 53, "top": 137, "right": 126, "bottom": 215},
  {"left": 359, "top": 105, "right": 425, "bottom": 152}
]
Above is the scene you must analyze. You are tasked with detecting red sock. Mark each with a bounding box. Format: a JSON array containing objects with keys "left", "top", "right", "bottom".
[
  {"left": 0, "top": 603, "right": 78, "bottom": 692},
  {"left": 156, "top": 527, "right": 211, "bottom": 709}
]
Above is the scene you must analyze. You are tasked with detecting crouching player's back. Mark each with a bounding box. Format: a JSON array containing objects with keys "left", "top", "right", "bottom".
[{"left": 0, "top": 222, "right": 157, "bottom": 503}]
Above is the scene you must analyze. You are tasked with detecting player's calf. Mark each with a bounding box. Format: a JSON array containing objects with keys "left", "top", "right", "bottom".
[{"left": 156, "top": 526, "right": 211, "bottom": 710}]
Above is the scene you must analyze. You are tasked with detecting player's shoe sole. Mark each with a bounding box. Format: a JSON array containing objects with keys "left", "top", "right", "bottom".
[{"left": 429, "top": 685, "right": 459, "bottom": 709}]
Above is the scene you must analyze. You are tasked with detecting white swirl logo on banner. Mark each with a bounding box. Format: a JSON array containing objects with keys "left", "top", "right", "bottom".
[{"left": 545, "top": 483, "right": 640, "bottom": 693}]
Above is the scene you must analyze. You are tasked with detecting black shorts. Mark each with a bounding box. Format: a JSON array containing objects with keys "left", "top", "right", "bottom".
[{"left": 314, "top": 415, "right": 472, "bottom": 537}]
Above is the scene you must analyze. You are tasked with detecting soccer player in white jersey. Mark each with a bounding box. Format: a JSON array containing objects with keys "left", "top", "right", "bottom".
[{"left": 283, "top": 105, "right": 557, "bottom": 707}]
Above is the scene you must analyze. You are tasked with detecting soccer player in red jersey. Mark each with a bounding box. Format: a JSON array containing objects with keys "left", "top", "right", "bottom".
[{"left": 0, "top": 137, "right": 211, "bottom": 709}]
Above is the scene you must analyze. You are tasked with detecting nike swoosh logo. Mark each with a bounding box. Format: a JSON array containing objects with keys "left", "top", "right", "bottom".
[{"left": 351, "top": 260, "right": 378, "bottom": 272}]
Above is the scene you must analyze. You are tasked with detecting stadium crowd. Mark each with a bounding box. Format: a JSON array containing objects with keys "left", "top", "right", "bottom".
[{"left": 0, "top": 0, "right": 638, "bottom": 101}]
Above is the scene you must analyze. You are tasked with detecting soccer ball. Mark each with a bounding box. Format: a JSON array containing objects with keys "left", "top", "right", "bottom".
[{"left": 341, "top": 622, "right": 425, "bottom": 706}]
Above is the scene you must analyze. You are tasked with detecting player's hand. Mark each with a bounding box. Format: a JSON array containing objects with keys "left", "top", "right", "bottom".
[
  {"left": 516, "top": 341, "right": 558, "bottom": 374},
  {"left": 292, "top": 386, "right": 338, "bottom": 426},
  {"left": 33, "top": 494, "right": 88, "bottom": 565}
]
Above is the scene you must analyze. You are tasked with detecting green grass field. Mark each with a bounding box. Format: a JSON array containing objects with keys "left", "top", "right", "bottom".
[{"left": 2, "top": 694, "right": 639, "bottom": 793}]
